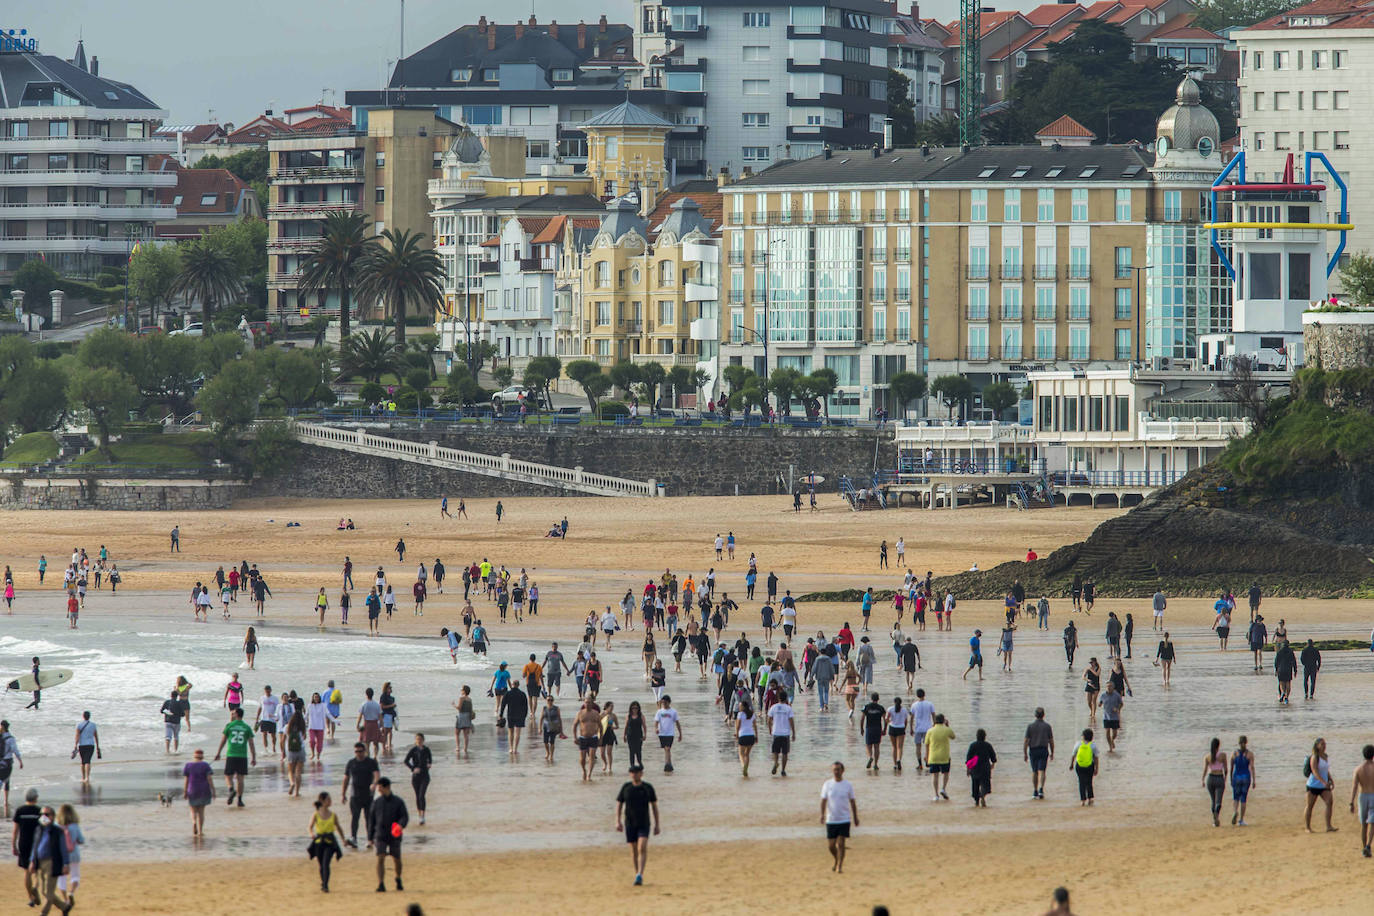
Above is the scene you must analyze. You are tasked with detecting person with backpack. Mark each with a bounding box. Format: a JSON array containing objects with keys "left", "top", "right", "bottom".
[
  {"left": 1071, "top": 729, "right": 1099, "bottom": 806},
  {"left": 1304, "top": 737, "right": 1336, "bottom": 833}
]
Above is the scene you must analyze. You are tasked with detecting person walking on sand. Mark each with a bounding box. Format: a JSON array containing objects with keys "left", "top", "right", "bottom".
[
  {"left": 1063, "top": 620, "right": 1078, "bottom": 670},
  {"left": 1203, "top": 737, "right": 1228, "bottom": 826},
  {"left": 1274, "top": 639, "right": 1298, "bottom": 705},
  {"left": 72, "top": 712, "right": 100, "bottom": 782},
  {"left": 1152, "top": 588, "right": 1166, "bottom": 629},
  {"left": 924, "top": 714, "right": 955, "bottom": 801},
  {"left": 966, "top": 729, "right": 997, "bottom": 807},
  {"left": 495, "top": 501, "right": 504, "bottom": 523},
  {"left": 1305, "top": 737, "right": 1337, "bottom": 833},
  {"left": 170, "top": 525, "right": 180, "bottom": 552},
  {"left": 403, "top": 734, "right": 432, "bottom": 825},
  {"left": 1025, "top": 708, "right": 1054, "bottom": 800},
  {"left": 1351, "top": 744, "right": 1374, "bottom": 857},
  {"left": 878, "top": 540, "right": 888, "bottom": 569},
  {"left": 1231, "top": 735, "right": 1255, "bottom": 826},
  {"left": 615, "top": 764, "right": 660, "bottom": 886},
  {"left": 962, "top": 630, "right": 983, "bottom": 680},
  {"left": 183, "top": 749, "right": 214, "bottom": 836},
  {"left": 243, "top": 627, "right": 258, "bottom": 670},
  {"left": 342, "top": 742, "right": 379, "bottom": 849},
  {"left": 1082, "top": 659, "right": 1101, "bottom": 721},
  {"left": 820, "top": 761, "right": 859, "bottom": 873},
  {"left": 574, "top": 698, "right": 601, "bottom": 781},
  {"left": 1301, "top": 639, "right": 1322, "bottom": 700},
  {"left": 540, "top": 695, "right": 565, "bottom": 764},
  {"left": 27, "top": 804, "right": 70, "bottom": 916},
  {"left": 213, "top": 707, "right": 255, "bottom": 807},
  {"left": 394, "top": 539, "right": 405, "bottom": 563},
  {"left": 370, "top": 777, "right": 408, "bottom": 893},
  {"left": 1072, "top": 729, "right": 1099, "bottom": 806},
  {"left": 308, "top": 792, "right": 345, "bottom": 892},
  {"left": 1247, "top": 615, "right": 1268, "bottom": 671},
  {"left": 654, "top": 696, "right": 682, "bottom": 773}
]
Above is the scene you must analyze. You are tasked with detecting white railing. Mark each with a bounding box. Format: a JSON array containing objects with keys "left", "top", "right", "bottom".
[
  {"left": 291, "top": 421, "right": 659, "bottom": 497},
  {"left": 895, "top": 421, "right": 1034, "bottom": 444},
  {"left": 1139, "top": 417, "right": 1250, "bottom": 441}
]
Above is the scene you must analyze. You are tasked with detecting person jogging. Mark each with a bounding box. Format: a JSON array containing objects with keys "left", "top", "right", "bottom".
[{"left": 614, "top": 764, "right": 660, "bottom": 886}]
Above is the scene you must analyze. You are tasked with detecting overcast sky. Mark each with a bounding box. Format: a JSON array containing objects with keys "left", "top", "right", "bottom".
[{"left": 10, "top": 0, "right": 973, "bottom": 124}]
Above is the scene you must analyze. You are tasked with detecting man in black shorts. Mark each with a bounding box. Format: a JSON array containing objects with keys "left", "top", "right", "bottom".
[
  {"left": 1024, "top": 707, "right": 1055, "bottom": 799},
  {"left": 615, "top": 764, "right": 660, "bottom": 885},
  {"left": 860, "top": 693, "right": 886, "bottom": 771},
  {"left": 12, "top": 787, "right": 41, "bottom": 906},
  {"left": 369, "top": 777, "right": 409, "bottom": 893},
  {"left": 341, "top": 742, "right": 379, "bottom": 848}
]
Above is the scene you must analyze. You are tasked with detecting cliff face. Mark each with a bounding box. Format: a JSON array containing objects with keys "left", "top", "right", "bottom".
[{"left": 934, "top": 464, "right": 1374, "bottom": 600}]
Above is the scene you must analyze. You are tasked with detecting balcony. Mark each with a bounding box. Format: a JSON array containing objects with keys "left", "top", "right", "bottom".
[
  {"left": 665, "top": 25, "right": 708, "bottom": 40},
  {"left": 750, "top": 289, "right": 766, "bottom": 303},
  {"left": 1115, "top": 266, "right": 1134, "bottom": 279},
  {"left": 1002, "top": 347, "right": 1023, "bottom": 361},
  {"left": 271, "top": 166, "right": 364, "bottom": 183},
  {"left": 268, "top": 237, "right": 323, "bottom": 252},
  {"left": 427, "top": 177, "right": 489, "bottom": 199},
  {"left": 268, "top": 271, "right": 303, "bottom": 284},
  {"left": 519, "top": 257, "right": 557, "bottom": 271},
  {"left": 270, "top": 201, "right": 361, "bottom": 218},
  {"left": 0, "top": 236, "right": 149, "bottom": 254},
  {"left": 729, "top": 212, "right": 744, "bottom": 225},
  {"left": 1069, "top": 307, "right": 1090, "bottom": 321},
  {"left": 999, "top": 265, "right": 1023, "bottom": 280},
  {"left": 966, "top": 308, "right": 990, "bottom": 321},
  {"left": 1034, "top": 306, "right": 1057, "bottom": 321},
  {"left": 871, "top": 289, "right": 887, "bottom": 304},
  {"left": 477, "top": 260, "right": 499, "bottom": 274},
  {"left": 869, "top": 248, "right": 886, "bottom": 261},
  {"left": 966, "top": 346, "right": 990, "bottom": 360},
  {"left": 894, "top": 248, "right": 911, "bottom": 263},
  {"left": 895, "top": 208, "right": 910, "bottom": 221},
  {"left": 0, "top": 202, "right": 175, "bottom": 220},
  {"left": 894, "top": 288, "right": 911, "bottom": 304},
  {"left": 1146, "top": 207, "right": 1204, "bottom": 224},
  {"left": 1034, "top": 348, "right": 1056, "bottom": 361},
  {"left": 728, "top": 251, "right": 744, "bottom": 265},
  {"left": 1032, "top": 264, "right": 1058, "bottom": 280},
  {"left": 1066, "top": 265, "right": 1091, "bottom": 280},
  {"left": 868, "top": 209, "right": 888, "bottom": 221},
  {"left": 966, "top": 266, "right": 990, "bottom": 280},
  {"left": 0, "top": 168, "right": 177, "bottom": 188},
  {"left": 0, "top": 135, "right": 176, "bottom": 155},
  {"left": 1068, "top": 347, "right": 1091, "bottom": 360},
  {"left": 632, "top": 352, "right": 698, "bottom": 369},
  {"left": 1000, "top": 309, "right": 1022, "bottom": 321},
  {"left": 729, "top": 290, "right": 744, "bottom": 304}
]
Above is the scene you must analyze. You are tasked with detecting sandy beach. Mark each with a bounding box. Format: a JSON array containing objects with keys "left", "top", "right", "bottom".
[{"left": 2, "top": 495, "right": 1372, "bottom": 915}]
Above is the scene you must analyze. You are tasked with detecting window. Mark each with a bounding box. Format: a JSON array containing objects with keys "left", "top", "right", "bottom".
[
  {"left": 450, "top": 68, "right": 472, "bottom": 82},
  {"left": 1114, "top": 246, "right": 1133, "bottom": 278},
  {"left": 1254, "top": 133, "right": 1264, "bottom": 151},
  {"left": 47, "top": 153, "right": 69, "bottom": 170},
  {"left": 1115, "top": 288, "right": 1132, "bottom": 320},
  {"left": 1000, "top": 286, "right": 1021, "bottom": 320},
  {"left": 1115, "top": 329, "right": 1132, "bottom": 361},
  {"left": 1037, "top": 188, "right": 1054, "bottom": 222},
  {"left": 743, "top": 44, "right": 771, "bottom": 61},
  {"left": 6, "top": 123, "right": 27, "bottom": 139},
  {"left": 791, "top": 5, "right": 824, "bottom": 32},
  {"left": 1273, "top": 91, "right": 1289, "bottom": 110},
  {"left": 1069, "top": 246, "right": 1089, "bottom": 279},
  {"left": 1334, "top": 90, "right": 1349, "bottom": 110},
  {"left": 1001, "top": 245, "right": 1022, "bottom": 278},
  {"left": 743, "top": 12, "right": 771, "bottom": 27},
  {"left": 1002, "top": 325, "right": 1022, "bottom": 360},
  {"left": 872, "top": 308, "right": 887, "bottom": 341},
  {"left": 1312, "top": 50, "right": 1325, "bottom": 69},
  {"left": 1069, "top": 286, "right": 1089, "bottom": 320},
  {"left": 375, "top": 187, "right": 385, "bottom": 203},
  {"left": 742, "top": 79, "right": 770, "bottom": 95},
  {"left": 375, "top": 151, "right": 385, "bottom": 169},
  {"left": 1188, "top": 46, "right": 1209, "bottom": 65},
  {"left": 596, "top": 261, "right": 611, "bottom": 288},
  {"left": 1003, "top": 190, "right": 1021, "bottom": 222},
  {"left": 551, "top": 68, "right": 573, "bottom": 82},
  {"left": 461, "top": 105, "right": 502, "bottom": 125},
  {"left": 970, "top": 189, "right": 987, "bottom": 222},
  {"left": 968, "top": 286, "right": 989, "bottom": 320},
  {"left": 1334, "top": 131, "right": 1350, "bottom": 150},
  {"left": 742, "top": 147, "right": 770, "bottom": 162},
  {"left": 1274, "top": 132, "right": 1291, "bottom": 151},
  {"left": 659, "top": 300, "right": 676, "bottom": 325},
  {"left": 1069, "top": 327, "right": 1090, "bottom": 362},
  {"left": 1035, "top": 286, "right": 1056, "bottom": 320},
  {"left": 1253, "top": 51, "right": 1262, "bottom": 70},
  {"left": 199, "top": 193, "right": 218, "bottom": 207},
  {"left": 1015, "top": 52, "right": 1027, "bottom": 68},
  {"left": 1163, "top": 189, "right": 1182, "bottom": 221},
  {"left": 1288, "top": 252, "right": 1311, "bottom": 300},
  {"left": 1035, "top": 326, "right": 1056, "bottom": 361},
  {"left": 672, "top": 6, "right": 701, "bottom": 31},
  {"left": 525, "top": 140, "right": 550, "bottom": 159},
  {"left": 995, "top": 74, "right": 1004, "bottom": 91},
  {"left": 1273, "top": 51, "right": 1288, "bottom": 69},
  {"left": 1071, "top": 188, "right": 1088, "bottom": 222},
  {"left": 742, "top": 113, "right": 769, "bottom": 128},
  {"left": 667, "top": 72, "right": 703, "bottom": 92},
  {"left": 967, "top": 326, "right": 989, "bottom": 360},
  {"left": 48, "top": 121, "right": 68, "bottom": 138},
  {"left": 1333, "top": 49, "right": 1346, "bottom": 68},
  {"left": 969, "top": 246, "right": 989, "bottom": 279},
  {"left": 1115, "top": 189, "right": 1131, "bottom": 222},
  {"left": 433, "top": 152, "right": 443, "bottom": 169}
]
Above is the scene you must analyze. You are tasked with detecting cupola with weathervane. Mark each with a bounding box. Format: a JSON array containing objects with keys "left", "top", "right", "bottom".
[{"left": 1154, "top": 75, "right": 1219, "bottom": 164}]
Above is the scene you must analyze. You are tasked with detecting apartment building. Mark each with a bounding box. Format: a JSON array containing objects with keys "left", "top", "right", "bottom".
[
  {"left": 345, "top": 16, "right": 710, "bottom": 178},
  {"left": 0, "top": 39, "right": 175, "bottom": 279},
  {"left": 887, "top": 3, "right": 948, "bottom": 123},
  {"left": 661, "top": 0, "right": 891, "bottom": 170},
  {"left": 1236, "top": 0, "right": 1372, "bottom": 256},
  {"left": 267, "top": 108, "right": 457, "bottom": 322}
]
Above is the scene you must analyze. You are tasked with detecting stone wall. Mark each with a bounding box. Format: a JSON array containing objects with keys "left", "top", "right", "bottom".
[
  {"left": 1303, "top": 312, "right": 1374, "bottom": 370},
  {"left": 0, "top": 477, "right": 249, "bottom": 510},
  {"left": 255, "top": 425, "right": 896, "bottom": 499}
]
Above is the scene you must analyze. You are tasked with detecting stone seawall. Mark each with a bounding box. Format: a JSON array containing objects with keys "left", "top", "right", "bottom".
[
  {"left": 1303, "top": 311, "right": 1374, "bottom": 370},
  {"left": 0, "top": 477, "right": 248, "bottom": 510},
  {"left": 254, "top": 445, "right": 573, "bottom": 499}
]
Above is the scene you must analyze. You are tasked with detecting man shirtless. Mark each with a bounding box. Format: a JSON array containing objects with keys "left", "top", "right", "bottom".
[
  {"left": 1350, "top": 744, "right": 1374, "bottom": 858},
  {"left": 574, "top": 698, "right": 602, "bottom": 782}
]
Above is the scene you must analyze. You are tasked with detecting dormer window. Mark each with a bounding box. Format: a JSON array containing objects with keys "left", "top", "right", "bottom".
[
  {"left": 481, "top": 68, "right": 498, "bottom": 81},
  {"left": 450, "top": 68, "right": 473, "bottom": 82},
  {"left": 552, "top": 68, "right": 574, "bottom": 82}
]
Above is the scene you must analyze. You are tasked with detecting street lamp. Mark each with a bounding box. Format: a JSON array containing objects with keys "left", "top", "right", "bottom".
[
  {"left": 122, "top": 223, "right": 140, "bottom": 330},
  {"left": 1124, "top": 264, "right": 1154, "bottom": 365}
]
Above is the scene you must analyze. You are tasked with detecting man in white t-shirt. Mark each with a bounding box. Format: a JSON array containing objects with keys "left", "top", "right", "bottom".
[
  {"left": 819, "top": 761, "right": 859, "bottom": 872},
  {"left": 653, "top": 696, "right": 682, "bottom": 773},
  {"left": 910, "top": 688, "right": 935, "bottom": 772},
  {"left": 255, "top": 687, "right": 281, "bottom": 753},
  {"left": 600, "top": 607, "right": 618, "bottom": 649},
  {"left": 713, "top": 534, "right": 724, "bottom": 559},
  {"left": 767, "top": 699, "right": 796, "bottom": 777}
]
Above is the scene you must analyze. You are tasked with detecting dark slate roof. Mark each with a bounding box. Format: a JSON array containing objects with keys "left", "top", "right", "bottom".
[
  {"left": 440, "top": 193, "right": 606, "bottom": 213},
  {"left": 0, "top": 51, "right": 161, "bottom": 110},
  {"left": 581, "top": 100, "right": 672, "bottom": 128},
  {"left": 389, "top": 22, "right": 635, "bottom": 88},
  {"left": 733, "top": 143, "right": 1155, "bottom": 186}
]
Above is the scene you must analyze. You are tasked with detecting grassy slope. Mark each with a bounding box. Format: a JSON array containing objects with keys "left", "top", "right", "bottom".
[{"left": 0, "top": 432, "right": 58, "bottom": 467}]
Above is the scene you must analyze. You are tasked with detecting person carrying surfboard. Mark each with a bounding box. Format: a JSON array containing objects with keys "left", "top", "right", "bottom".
[{"left": 24, "top": 657, "right": 40, "bottom": 709}]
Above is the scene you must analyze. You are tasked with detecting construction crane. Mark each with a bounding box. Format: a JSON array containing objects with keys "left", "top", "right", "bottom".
[{"left": 959, "top": 0, "right": 980, "bottom": 147}]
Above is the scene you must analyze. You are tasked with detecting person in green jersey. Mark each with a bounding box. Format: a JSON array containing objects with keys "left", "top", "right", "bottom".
[{"left": 213, "top": 707, "right": 257, "bottom": 807}]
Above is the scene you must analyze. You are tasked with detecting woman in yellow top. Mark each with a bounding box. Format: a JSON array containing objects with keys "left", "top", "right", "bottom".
[
  {"left": 308, "top": 791, "right": 344, "bottom": 892},
  {"left": 315, "top": 588, "right": 329, "bottom": 626}
]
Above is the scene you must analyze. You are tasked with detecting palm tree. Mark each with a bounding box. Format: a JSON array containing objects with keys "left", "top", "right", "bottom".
[
  {"left": 355, "top": 228, "right": 443, "bottom": 349},
  {"left": 299, "top": 211, "right": 374, "bottom": 340},
  {"left": 339, "top": 327, "right": 400, "bottom": 383},
  {"left": 170, "top": 237, "right": 241, "bottom": 324}
]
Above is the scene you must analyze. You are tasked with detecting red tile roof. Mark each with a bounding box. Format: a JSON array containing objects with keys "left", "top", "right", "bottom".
[
  {"left": 284, "top": 104, "right": 351, "bottom": 119},
  {"left": 156, "top": 167, "right": 253, "bottom": 215},
  {"left": 1035, "top": 114, "right": 1097, "bottom": 139},
  {"left": 227, "top": 115, "right": 293, "bottom": 144},
  {"left": 531, "top": 215, "right": 600, "bottom": 245},
  {"left": 1024, "top": 3, "right": 1083, "bottom": 26},
  {"left": 646, "top": 180, "right": 723, "bottom": 240},
  {"left": 1243, "top": 0, "right": 1374, "bottom": 30},
  {"left": 943, "top": 11, "right": 1023, "bottom": 46}
]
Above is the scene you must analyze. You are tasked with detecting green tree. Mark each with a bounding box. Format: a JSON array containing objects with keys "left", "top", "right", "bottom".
[
  {"left": 270, "top": 349, "right": 323, "bottom": 408},
  {"left": 194, "top": 146, "right": 269, "bottom": 204},
  {"left": 1193, "top": 0, "right": 1300, "bottom": 31},
  {"left": 359, "top": 381, "right": 387, "bottom": 405},
  {"left": 13, "top": 259, "right": 59, "bottom": 321},
  {"left": 76, "top": 327, "right": 138, "bottom": 371},
  {"left": 404, "top": 367, "right": 432, "bottom": 393},
  {"left": 722, "top": 363, "right": 757, "bottom": 396},
  {"left": 204, "top": 218, "right": 268, "bottom": 310},
  {"left": 339, "top": 327, "right": 399, "bottom": 382},
  {"left": 441, "top": 364, "right": 484, "bottom": 406},
  {"left": 914, "top": 114, "right": 961, "bottom": 147},
  {"left": 127, "top": 243, "right": 183, "bottom": 328},
  {"left": 199, "top": 331, "right": 246, "bottom": 374},
  {"left": 609, "top": 360, "right": 642, "bottom": 397},
  {"left": 766, "top": 366, "right": 803, "bottom": 416},
  {"left": 492, "top": 365, "right": 515, "bottom": 388},
  {"left": 171, "top": 237, "right": 242, "bottom": 323},
  {"left": 636, "top": 361, "right": 667, "bottom": 408},
  {"left": 1339, "top": 252, "right": 1374, "bottom": 306},
  {"left": 887, "top": 69, "right": 917, "bottom": 146},
  {"left": 248, "top": 421, "right": 298, "bottom": 477},
  {"left": 355, "top": 228, "right": 443, "bottom": 348},
  {"left": 299, "top": 210, "right": 374, "bottom": 341},
  {"left": 2, "top": 359, "right": 68, "bottom": 433},
  {"left": 730, "top": 379, "right": 767, "bottom": 417},
  {"left": 806, "top": 368, "right": 838, "bottom": 418},
  {"left": 67, "top": 365, "right": 138, "bottom": 453},
  {"left": 411, "top": 332, "right": 441, "bottom": 380},
  {"left": 889, "top": 371, "right": 929, "bottom": 419},
  {"left": 566, "top": 359, "right": 611, "bottom": 413},
  {"left": 931, "top": 374, "right": 974, "bottom": 419},
  {"left": 136, "top": 333, "right": 202, "bottom": 414},
  {"left": 982, "top": 380, "right": 1020, "bottom": 419},
  {"left": 523, "top": 355, "right": 562, "bottom": 410},
  {"left": 197, "top": 359, "right": 266, "bottom": 440}
]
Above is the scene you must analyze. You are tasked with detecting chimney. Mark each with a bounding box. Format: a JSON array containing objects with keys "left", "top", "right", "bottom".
[
  {"left": 529, "top": 14, "right": 537, "bottom": 26},
  {"left": 478, "top": 15, "right": 487, "bottom": 33},
  {"left": 741, "top": 166, "right": 754, "bottom": 179},
  {"left": 872, "top": 144, "right": 881, "bottom": 158},
  {"left": 489, "top": 22, "right": 498, "bottom": 50},
  {"left": 599, "top": 14, "right": 608, "bottom": 33},
  {"left": 549, "top": 19, "right": 559, "bottom": 38},
  {"left": 516, "top": 20, "right": 524, "bottom": 39},
  {"left": 911, "top": 3, "right": 920, "bottom": 21},
  {"left": 823, "top": 146, "right": 832, "bottom": 160},
  {"left": 90, "top": 56, "right": 99, "bottom": 77},
  {"left": 578, "top": 20, "right": 587, "bottom": 49},
  {"left": 716, "top": 166, "right": 730, "bottom": 188}
]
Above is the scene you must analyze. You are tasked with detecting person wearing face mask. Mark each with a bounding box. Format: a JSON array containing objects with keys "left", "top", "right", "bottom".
[{"left": 28, "top": 805, "right": 71, "bottom": 915}]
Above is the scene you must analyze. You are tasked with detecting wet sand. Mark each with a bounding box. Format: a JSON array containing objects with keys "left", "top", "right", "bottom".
[{"left": 2, "top": 495, "right": 1373, "bottom": 915}]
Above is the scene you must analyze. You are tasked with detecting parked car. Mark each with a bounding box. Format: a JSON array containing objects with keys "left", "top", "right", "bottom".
[
  {"left": 491, "top": 385, "right": 531, "bottom": 409},
  {"left": 169, "top": 322, "right": 204, "bottom": 337}
]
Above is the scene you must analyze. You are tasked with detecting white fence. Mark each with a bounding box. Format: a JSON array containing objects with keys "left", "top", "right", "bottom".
[{"left": 291, "top": 422, "right": 659, "bottom": 497}]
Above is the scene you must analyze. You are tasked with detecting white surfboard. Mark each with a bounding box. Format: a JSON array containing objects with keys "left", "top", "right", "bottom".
[
  {"left": 802, "top": 474, "right": 826, "bottom": 485},
  {"left": 6, "top": 668, "right": 73, "bottom": 692}
]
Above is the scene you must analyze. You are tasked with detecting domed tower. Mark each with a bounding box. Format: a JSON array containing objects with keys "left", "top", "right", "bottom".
[{"left": 1144, "top": 76, "right": 1230, "bottom": 364}]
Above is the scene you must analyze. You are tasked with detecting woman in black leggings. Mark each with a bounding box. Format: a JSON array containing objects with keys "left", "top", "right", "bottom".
[
  {"left": 404, "top": 733, "right": 433, "bottom": 826},
  {"left": 623, "top": 701, "right": 646, "bottom": 769},
  {"left": 1202, "top": 737, "right": 1228, "bottom": 827},
  {"left": 308, "top": 792, "right": 344, "bottom": 892},
  {"left": 1072, "top": 729, "right": 1099, "bottom": 805}
]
